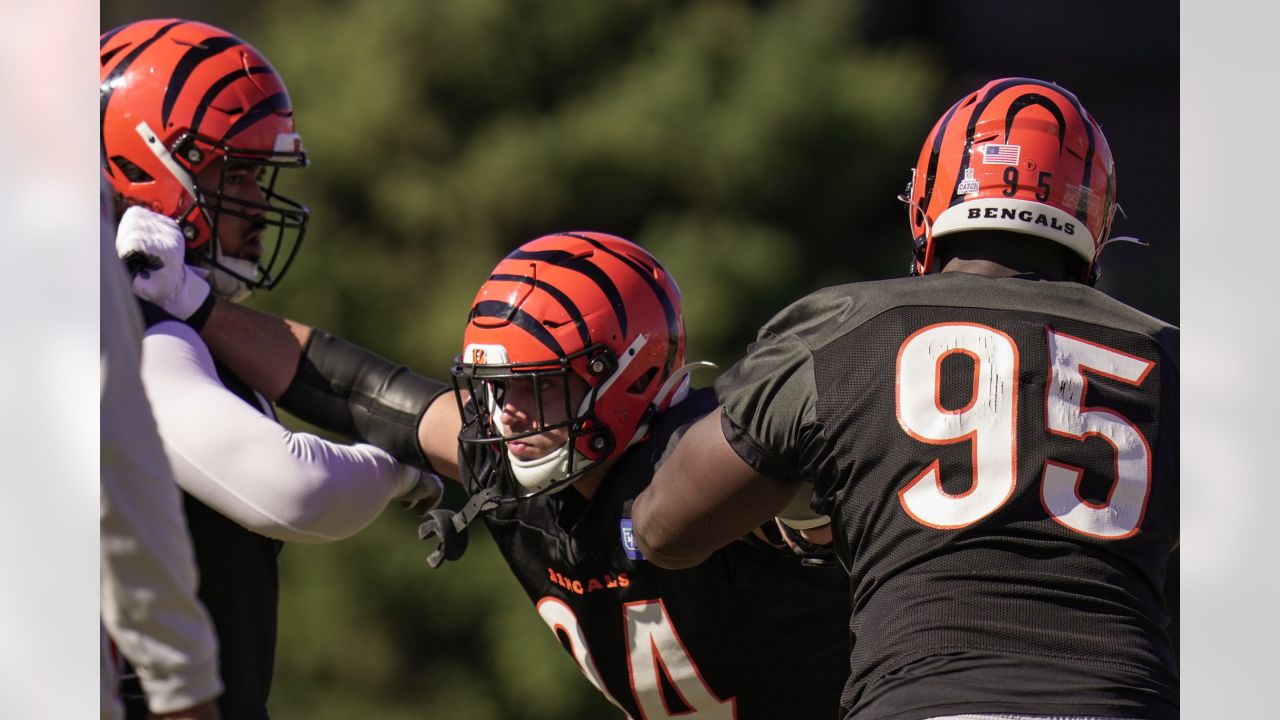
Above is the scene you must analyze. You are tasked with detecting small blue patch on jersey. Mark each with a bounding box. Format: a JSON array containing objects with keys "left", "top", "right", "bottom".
[{"left": 620, "top": 518, "right": 644, "bottom": 561}]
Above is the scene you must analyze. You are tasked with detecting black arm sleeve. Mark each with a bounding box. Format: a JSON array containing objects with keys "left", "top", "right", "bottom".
[{"left": 276, "top": 329, "right": 451, "bottom": 470}]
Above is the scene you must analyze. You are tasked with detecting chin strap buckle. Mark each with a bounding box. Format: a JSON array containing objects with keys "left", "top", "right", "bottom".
[{"left": 417, "top": 487, "right": 503, "bottom": 568}]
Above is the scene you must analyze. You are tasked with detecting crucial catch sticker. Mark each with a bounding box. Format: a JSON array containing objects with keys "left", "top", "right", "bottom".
[{"left": 620, "top": 518, "right": 644, "bottom": 561}]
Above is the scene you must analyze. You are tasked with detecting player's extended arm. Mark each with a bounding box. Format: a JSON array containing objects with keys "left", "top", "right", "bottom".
[
  {"left": 200, "top": 300, "right": 464, "bottom": 480},
  {"left": 201, "top": 299, "right": 310, "bottom": 401},
  {"left": 141, "top": 321, "right": 440, "bottom": 542},
  {"left": 271, "top": 323, "right": 463, "bottom": 480},
  {"left": 632, "top": 407, "right": 798, "bottom": 568}
]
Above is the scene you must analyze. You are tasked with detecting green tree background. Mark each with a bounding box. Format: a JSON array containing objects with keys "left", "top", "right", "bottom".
[{"left": 102, "top": 2, "right": 1178, "bottom": 717}]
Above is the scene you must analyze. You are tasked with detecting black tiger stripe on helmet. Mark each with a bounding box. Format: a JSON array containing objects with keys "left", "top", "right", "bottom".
[
  {"left": 469, "top": 300, "right": 567, "bottom": 358},
  {"left": 483, "top": 273, "right": 593, "bottom": 350},
  {"left": 565, "top": 232, "right": 681, "bottom": 379},
  {"left": 160, "top": 35, "right": 245, "bottom": 127},
  {"left": 509, "top": 246, "right": 630, "bottom": 336},
  {"left": 188, "top": 66, "right": 276, "bottom": 137},
  {"left": 100, "top": 19, "right": 188, "bottom": 178}
]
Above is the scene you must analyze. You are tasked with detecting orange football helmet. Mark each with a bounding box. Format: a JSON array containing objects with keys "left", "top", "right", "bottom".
[
  {"left": 100, "top": 18, "right": 308, "bottom": 292},
  {"left": 902, "top": 77, "right": 1116, "bottom": 279},
  {"left": 453, "top": 232, "right": 688, "bottom": 497}
]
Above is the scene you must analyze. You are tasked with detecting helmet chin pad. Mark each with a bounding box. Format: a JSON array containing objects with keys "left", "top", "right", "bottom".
[
  {"left": 191, "top": 256, "right": 257, "bottom": 303},
  {"left": 507, "top": 444, "right": 595, "bottom": 496},
  {"left": 492, "top": 395, "right": 601, "bottom": 497}
]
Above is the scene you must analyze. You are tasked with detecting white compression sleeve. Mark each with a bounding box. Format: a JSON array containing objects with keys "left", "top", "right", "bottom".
[{"left": 140, "top": 321, "right": 421, "bottom": 543}]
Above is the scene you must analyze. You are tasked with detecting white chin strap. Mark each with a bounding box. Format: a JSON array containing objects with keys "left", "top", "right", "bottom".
[{"left": 192, "top": 256, "right": 257, "bottom": 303}]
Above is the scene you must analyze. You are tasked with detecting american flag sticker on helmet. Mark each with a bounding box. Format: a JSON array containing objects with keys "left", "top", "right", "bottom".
[{"left": 981, "top": 144, "right": 1020, "bottom": 165}]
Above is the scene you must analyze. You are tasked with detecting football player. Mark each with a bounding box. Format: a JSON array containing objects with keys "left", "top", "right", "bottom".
[
  {"left": 632, "top": 77, "right": 1179, "bottom": 719},
  {"left": 122, "top": 227, "right": 853, "bottom": 718},
  {"left": 102, "top": 19, "right": 442, "bottom": 720}
]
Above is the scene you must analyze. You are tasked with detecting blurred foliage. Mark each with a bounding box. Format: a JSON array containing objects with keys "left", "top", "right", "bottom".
[
  {"left": 107, "top": 0, "right": 942, "bottom": 378},
  {"left": 242, "top": 0, "right": 943, "bottom": 377},
  {"left": 102, "top": 0, "right": 1173, "bottom": 718}
]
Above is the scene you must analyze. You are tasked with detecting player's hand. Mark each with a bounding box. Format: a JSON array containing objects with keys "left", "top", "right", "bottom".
[
  {"left": 397, "top": 468, "right": 445, "bottom": 517},
  {"left": 116, "top": 205, "right": 211, "bottom": 320}
]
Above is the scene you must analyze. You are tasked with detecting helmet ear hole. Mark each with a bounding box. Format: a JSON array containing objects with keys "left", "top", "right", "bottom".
[
  {"left": 627, "top": 366, "right": 659, "bottom": 395},
  {"left": 111, "top": 156, "right": 153, "bottom": 183}
]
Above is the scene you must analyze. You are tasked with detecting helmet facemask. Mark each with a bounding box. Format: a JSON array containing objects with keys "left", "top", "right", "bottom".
[
  {"left": 176, "top": 130, "right": 309, "bottom": 297},
  {"left": 452, "top": 344, "right": 618, "bottom": 499}
]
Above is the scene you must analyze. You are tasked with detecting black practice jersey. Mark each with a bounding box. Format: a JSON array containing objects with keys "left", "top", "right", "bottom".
[
  {"left": 124, "top": 303, "right": 282, "bottom": 720},
  {"left": 464, "top": 388, "right": 852, "bottom": 719},
  {"left": 715, "top": 273, "right": 1179, "bottom": 720}
]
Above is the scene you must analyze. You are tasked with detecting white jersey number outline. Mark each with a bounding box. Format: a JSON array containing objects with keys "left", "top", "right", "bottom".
[
  {"left": 537, "top": 597, "right": 737, "bottom": 719},
  {"left": 896, "top": 323, "right": 1154, "bottom": 538}
]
